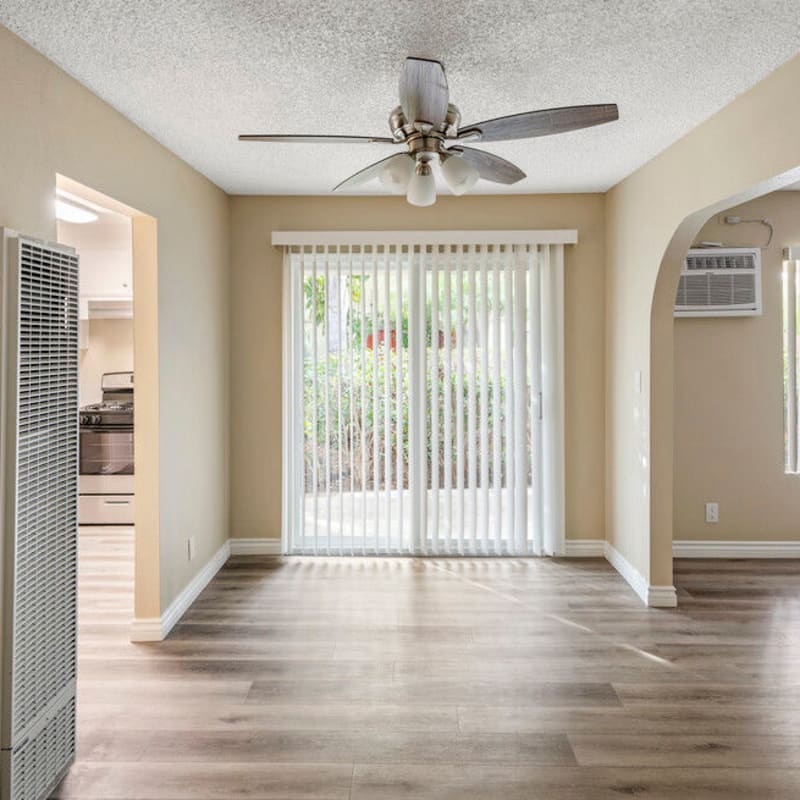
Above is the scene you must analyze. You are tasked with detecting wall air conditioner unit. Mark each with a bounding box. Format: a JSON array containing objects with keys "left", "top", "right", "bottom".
[
  {"left": 1, "top": 229, "right": 79, "bottom": 800},
  {"left": 674, "top": 247, "right": 761, "bottom": 317}
]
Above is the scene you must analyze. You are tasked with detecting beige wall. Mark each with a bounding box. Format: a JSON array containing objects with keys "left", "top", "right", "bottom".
[
  {"left": 229, "top": 194, "right": 607, "bottom": 543},
  {"left": 78, "top": 318, "right": 135, "bottom": 405},
  {"left": 0, "top": 24, "right": 230, "bottom": 615},
  {"left": 5, "top": 13, "right": 800, "bottom": 616},
  {"left": 606, "top": 53, "right": 800, "bottom": 590},
  {"left": 674, "top": 192, "right": 800, "bottom": 541}
]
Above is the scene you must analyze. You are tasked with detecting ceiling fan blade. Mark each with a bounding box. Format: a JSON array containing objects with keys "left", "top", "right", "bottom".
[
  {"left": 459, "top": 104, "right": 619, "bottom": 143},
  {"left": 238, "top": 134, "right": 397, "bottom": 144},
  {"left": 447, "top": 146, "right": 525, "bottom": 185},
  {"left": 399, "top": 57, "right": 449, "bottom": 126},
  {"left": 333, "top": 153, "right": 413, "bottom": 192}
]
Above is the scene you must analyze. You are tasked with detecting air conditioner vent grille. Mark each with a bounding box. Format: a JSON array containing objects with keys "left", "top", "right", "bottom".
[
  {"left": 675, "top": 247, "right": 761, "bottom": 317},
  {"left": 685, "top": 252, "right": 757, "bottom": 271},
  {"left": 676, "top": 272, "right": 757, "bottom": 307}
]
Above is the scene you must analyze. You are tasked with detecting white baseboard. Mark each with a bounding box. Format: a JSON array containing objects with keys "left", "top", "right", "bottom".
[
  {"left": 603, "top": 541, "right": 649, "bottom": 605},
  {"left": 130, "top": 539, "right": 231, "bottom": 642},
  {"left": 646, "top": 585, "right": 679, "bottom": 606},
  {"left": 603, "top": 542, "right": 677, "bottom": 608},
  {"left": 127, "top": 617, "right": 163, "bottom": 641},
  {"left": 563, "top": 539, "right": 606, "bottom": 557},
  {"left": 229, "top": 537, "right": 282, "bottom": 555},
  {"left": 673, "top": 540, "right": 800, "bottom": 558},
  {"left": 130, "top": 534, "right": 686, "bottom": 641}
]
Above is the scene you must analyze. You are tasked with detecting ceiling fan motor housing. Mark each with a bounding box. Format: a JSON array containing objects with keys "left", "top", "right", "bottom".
[{"left": 390, "top": 102, "right": 462, "bottom": 147}]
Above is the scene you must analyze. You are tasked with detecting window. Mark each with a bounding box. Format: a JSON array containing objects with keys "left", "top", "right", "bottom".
[
  {"left": 279, "top": 232, "right": 572, "bottom": 556},
  {"left": 784, "top": 252, "right": 800, "bottom": 472}
]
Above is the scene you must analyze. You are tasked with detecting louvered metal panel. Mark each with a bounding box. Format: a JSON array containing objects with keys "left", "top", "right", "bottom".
[
  {"left": 9, "top": 696, "right": 75, "bottom": 800},
  {"left": 684, "top": 251, "right": 757, "bottom": 271},
  {"left": 676, "top": 272, "right": 757, "bottom": 308},
  {"left": 1, "top": 231, "right": 79, "bottom": 800},
  {"left": 675, "top": 247, "right": 761, "bottom": 317}
]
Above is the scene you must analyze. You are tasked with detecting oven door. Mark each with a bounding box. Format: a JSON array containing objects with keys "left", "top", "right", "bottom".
[{"left": 79, "top": 427, "right": 134, "bottom": 477}]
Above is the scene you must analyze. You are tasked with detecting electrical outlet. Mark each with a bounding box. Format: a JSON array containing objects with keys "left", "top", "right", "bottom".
[
  {"left": 188, "top": 535, "right": 196, "bottom": 561},
  {"left": 705, "top": 503, "right": 719, "bottom": 524}
]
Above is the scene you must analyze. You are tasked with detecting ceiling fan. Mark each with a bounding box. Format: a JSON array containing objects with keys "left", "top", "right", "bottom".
[{"left": 239, "top": 57, "right": 619, "bottom": 207}]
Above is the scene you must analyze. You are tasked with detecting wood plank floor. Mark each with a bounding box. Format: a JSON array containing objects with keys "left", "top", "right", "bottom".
[{"left": 55, "top": 528, "right": 800, "bottom": 799}]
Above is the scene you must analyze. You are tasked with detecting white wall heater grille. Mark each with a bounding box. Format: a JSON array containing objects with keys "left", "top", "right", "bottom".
[
  {"left": 674, "top": 247, "right": 762, "bottom": 317},
  {"left": 1, "top": 231, "right": 79, "bottom": 800}
]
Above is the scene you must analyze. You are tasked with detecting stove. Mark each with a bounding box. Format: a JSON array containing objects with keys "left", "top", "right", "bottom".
[
  {"left": 80, "top": 400, "right": 134, "bottom": 428},
  {"left": 79, "top": 371, "right": 135, "bottom": 525}
]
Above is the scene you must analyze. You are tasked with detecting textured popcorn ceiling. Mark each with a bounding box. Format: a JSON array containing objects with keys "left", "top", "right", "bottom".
[{"left": 1, "top": 1, "right": 799, "bottom": 195}]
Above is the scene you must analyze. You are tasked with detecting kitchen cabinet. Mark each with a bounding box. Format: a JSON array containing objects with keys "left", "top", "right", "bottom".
[{"left": 58, "top": 208, "right": 133, "bottom": 349}]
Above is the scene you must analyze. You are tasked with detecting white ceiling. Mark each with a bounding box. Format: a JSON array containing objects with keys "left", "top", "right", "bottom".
[{"left": 2, "top": 1, "right": 799, "bottom": 195}]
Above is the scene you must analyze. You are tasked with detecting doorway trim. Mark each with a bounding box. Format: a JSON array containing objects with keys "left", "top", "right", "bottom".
[{"left": 56, "top": 175, "right": 161, "bottom": 637}]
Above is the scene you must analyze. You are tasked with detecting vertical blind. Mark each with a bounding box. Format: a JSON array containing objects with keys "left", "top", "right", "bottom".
[
  {"left": 784, "top": 251, "right": 800, "bottom": 473},
  {"left": 280, "top": 232, "right": 573, "bottom": 556}
]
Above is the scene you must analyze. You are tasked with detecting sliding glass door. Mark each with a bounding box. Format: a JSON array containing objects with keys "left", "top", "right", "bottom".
[{"left": 282, "top": 237, "right": 566, "bottom": 556}]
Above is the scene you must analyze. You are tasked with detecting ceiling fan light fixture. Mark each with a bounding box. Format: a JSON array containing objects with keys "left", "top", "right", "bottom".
[
  {"left": 379, "top": 154, "right": 414, "bottom": 194},
  {"left": 239, "top": 57, "right": 619, "bottom": 204},
  {"left": 406, "top": 162, "right": 436, "bottom": 207},
  {"left": 55, "top": 198, "right": 98, "bottom": 224},
  {"left": 441, "top": 154, "right": 479, "bottom": 195}
]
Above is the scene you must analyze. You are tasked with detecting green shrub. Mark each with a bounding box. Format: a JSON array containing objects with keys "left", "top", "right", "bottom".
[{"left": 303, "top": 344, "right": 514, "bottom": 492}]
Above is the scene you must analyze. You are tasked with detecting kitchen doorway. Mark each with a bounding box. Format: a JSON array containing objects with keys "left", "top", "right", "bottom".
[
  {"left": 57, "top": 182, "right": 136, "bottom": 638},
  {"left": 55, "top": 175, "right": 160, "bottom": 636}
]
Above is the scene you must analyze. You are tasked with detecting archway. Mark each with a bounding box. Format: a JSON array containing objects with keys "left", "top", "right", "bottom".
[
  {"left": 604, "top": 53, "right": 800, "bottom": 606},
  {"left": 650, "top": 175, "right": 800, "bottom": 597}
]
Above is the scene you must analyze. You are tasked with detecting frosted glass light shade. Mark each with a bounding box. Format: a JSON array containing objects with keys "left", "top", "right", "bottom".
[
  {"left": 406, "top": 163, "right": 436, "bottom": 207},
  {"left": 441, "top": 155, "right": 479, "bottom": 195},
  {"left": 379, "top": 155, "right": 414, "bottom": 194}
]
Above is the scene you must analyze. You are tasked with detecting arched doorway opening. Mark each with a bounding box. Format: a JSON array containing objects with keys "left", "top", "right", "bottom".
[{"left": 647, "top": 171, "right": 800, "bottom": 601}]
